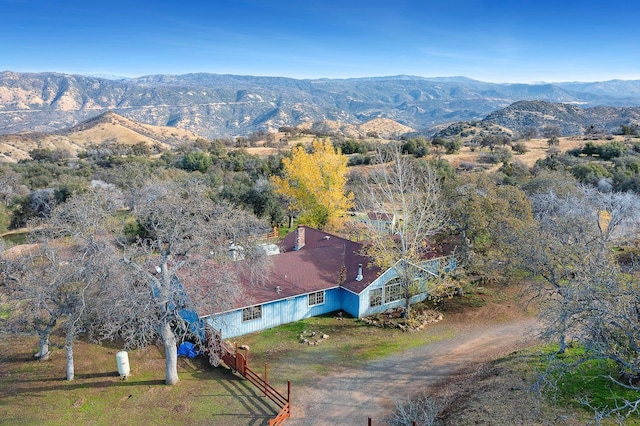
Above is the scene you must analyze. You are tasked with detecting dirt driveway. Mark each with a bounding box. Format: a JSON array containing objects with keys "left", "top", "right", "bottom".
[{"left": 286, "top": 317, "right": 540, "bottom": 426}]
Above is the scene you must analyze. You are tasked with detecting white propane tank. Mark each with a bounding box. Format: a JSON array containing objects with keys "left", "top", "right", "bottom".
[{"left": 116, "top": 351, "right": 130, "bottom": 379}]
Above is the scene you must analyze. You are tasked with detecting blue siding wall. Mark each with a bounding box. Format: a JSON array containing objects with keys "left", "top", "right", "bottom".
[
  {"left": 356, "top": 256, "right": 456, "bottom": 318},
  {"left": 210, "top": 287, "right": 343, "bottom": 339},
  {"left": 209, "top": 255, "right": 456, "bottom": 338},
  {"left": 357, "top": 267, "right": 399, "bottom": 317},
  {"left": 341, "top": 289, "right": 361, "bottom": 317}
]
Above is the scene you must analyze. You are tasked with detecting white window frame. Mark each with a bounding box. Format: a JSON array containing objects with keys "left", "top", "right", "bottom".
[
  {"left": 308, "top": 290, "right": 325, "bottom": 307},
  {"left": 384, "top": 280, "right": 404, "bottom": 303},
  {"left": 242, "top": 305, "right": 262, "bottom": 322},
  {"left": 369, "top": 287, "right": 383, "bottom": 307}
]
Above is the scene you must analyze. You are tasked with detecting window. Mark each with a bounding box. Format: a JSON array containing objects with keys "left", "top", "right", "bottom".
[
  {"left": 385, "top": 281, "right": 403, "bottom": 303},
  {"left": 242, "top": 305, "right": 262, "bottom": 322},
  {"left": 369, "top": 288, "right": 382, "bottom": 307},
  {"left": 308, "top": 291, "right": 325, "bottom": 306}
]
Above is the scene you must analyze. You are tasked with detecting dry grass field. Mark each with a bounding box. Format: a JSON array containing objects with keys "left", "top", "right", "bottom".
[
  {"left": 0, "top": 112, "right": 204, "bottom": 162},
  {"left": 247, "top": 134, "right": 619, "bottom": 174}
]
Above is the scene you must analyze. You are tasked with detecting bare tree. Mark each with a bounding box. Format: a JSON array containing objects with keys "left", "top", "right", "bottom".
[
  {"left": 516, "top": 186, "right": 640, "bottom": 350},
  {"left": 356, "top": 145, "right": 449, "bottom": 319},
  {"left": 513, "top": 184, "right": 640, "bottom": 420},
  {"left": 0, "top": 189, "right": 117, "bottom": 380},
  {"left": 42, "top": 190, "right": 118, "bottom": 381},
  {"left": 97, "top": 178, "right": 271, "bottom": 385},
  {"left": 0, "top": 166, "right": 27, "bottom": 207},
  {"left": 1, "top": 243, "right": 64, "bottom": 361},
  {"left": 1, "top": 242, "right": 106, "bottom": 380},
  {"left": 541, "top": 124, "right": 562, "bottom": 139}
]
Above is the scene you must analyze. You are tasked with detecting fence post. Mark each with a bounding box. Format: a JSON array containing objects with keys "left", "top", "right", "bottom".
[
  {"left": 234, "top": 341, "right": 239, "bottom": 371},
  {"left": 368, "top": 417, "right": 372, "bottom": 426},
  {"left": 287, "top": 380, "right": 291, "bottom": 402}
]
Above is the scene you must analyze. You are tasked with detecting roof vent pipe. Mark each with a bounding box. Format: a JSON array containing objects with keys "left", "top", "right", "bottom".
[{"left": 356, "top": 264, "right": 363, "bottom": 281}]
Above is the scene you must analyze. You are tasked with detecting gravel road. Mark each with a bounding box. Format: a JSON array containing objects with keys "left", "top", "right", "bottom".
[{"left": 286, "top": 318, "right": 539, "bottom": 426}]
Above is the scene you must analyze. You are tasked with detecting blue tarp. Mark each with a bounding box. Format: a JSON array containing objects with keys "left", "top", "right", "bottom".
[{"left": 177, "top": 341, "right": 199, "bottom": 358}]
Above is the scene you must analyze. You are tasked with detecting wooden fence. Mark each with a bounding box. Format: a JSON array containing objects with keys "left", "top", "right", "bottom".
[{"left": 205, "top": 326, "right": 290, "bottom": 425}]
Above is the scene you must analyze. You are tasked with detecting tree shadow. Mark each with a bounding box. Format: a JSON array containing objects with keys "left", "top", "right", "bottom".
[
  {"left": 0, "top": 378, "right": 167, "bottom": 398},
  {"left": 191, "top": 366, "right": 279, "bottom": 426}
]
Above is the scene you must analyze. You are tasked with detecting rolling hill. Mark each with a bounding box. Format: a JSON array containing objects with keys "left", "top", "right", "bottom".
[
  {"left": 0, "top": 111, "right": 204, "bottom": 162},
  {"left": 483, "top": 100, "right": 640, "bottom": 135},
  {"left": 0, "top": 113, "right": 418, "bottom": 162},
  {"left": 2, "top": 72, "right": 640, "bottom": 138}
]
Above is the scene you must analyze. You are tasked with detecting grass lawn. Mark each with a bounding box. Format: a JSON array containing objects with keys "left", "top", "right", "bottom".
[
  {"left": 233, "top": 309, "right": 456, "bottom": 388},
  {"left": 0, "top": 304, "right": 463, "bottom": 425},
  {"left": 529, "top": 345, "right": 640, "bottom": 425},
  {"left": 0, "top": 334, "right": 279, "bottom": 426}
]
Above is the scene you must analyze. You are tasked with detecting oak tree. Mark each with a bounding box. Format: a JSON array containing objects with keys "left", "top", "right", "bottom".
[
  {"left": 98, "top": 178, "right": 271, "bottom": 385},
  {"left": 447, "top": 173, "right": 533, "bottom": 283},
  {"left": 516, "top": 185, "right": 640, "bottom": 420},
  {"left": 1, "top": 189, "right": 115, "bottom": 381}
]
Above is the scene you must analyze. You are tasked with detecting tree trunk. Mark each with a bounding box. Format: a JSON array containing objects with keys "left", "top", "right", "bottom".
[
  {"left": 65, "top": 331, "right": 75, "bottom": 381},
  {"left": 557, "top": 332, "right": 567, "bottom": 354},
  {"left": 35, "top": 333, "right": 50, "bottom": 361},
  {"left": 404, "top": 297, "right": 412, "bottom": 320},
  {"left": 556, "top": 306, "right": 568, "bottom": 354},
  {"left": 162, "top": 322, "right": 179, "bottom": 385}
]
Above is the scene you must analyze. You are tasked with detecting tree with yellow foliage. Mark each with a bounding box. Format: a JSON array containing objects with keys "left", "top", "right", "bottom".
[{"left": 271, "top": 139, "right": 353, "bottom": 230}]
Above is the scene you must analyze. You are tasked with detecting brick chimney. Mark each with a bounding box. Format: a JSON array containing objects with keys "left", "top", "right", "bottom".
[{"left": 294, "top": 225, "right": 305, "bottom": 251}]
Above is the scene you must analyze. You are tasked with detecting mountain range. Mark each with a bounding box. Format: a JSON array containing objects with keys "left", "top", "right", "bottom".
[{"left": 2, "top": 71, "right": 640, "bottom": 138}]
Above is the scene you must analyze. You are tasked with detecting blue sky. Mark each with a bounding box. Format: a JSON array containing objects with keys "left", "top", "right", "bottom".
[{"left": 1, "top": 0, "right": 638, "bottom": 83}]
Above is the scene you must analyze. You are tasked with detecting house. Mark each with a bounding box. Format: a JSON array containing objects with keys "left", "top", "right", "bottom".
[
  {"left": 203, "top": 226, "right": 455, "bottom": 339},
  {"left": 360, "top": 211, "right": 397, "bottom": 235}
]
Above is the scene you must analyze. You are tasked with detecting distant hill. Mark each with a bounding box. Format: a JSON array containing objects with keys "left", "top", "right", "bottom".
[
  {"left": 299, "top": 117, "right": 416, "bottom": 139},
  {"left": 0, "top": 113, "right": 416, "bottom": 162},
  {"left": 483, "top": 101, "right": 640, "bottom": 136},
  {"left": 2, "top": 71, "right": 640, "bottom": 138},
  {"left": 0, "top": 111, "right": 204, "bottom": 162}
]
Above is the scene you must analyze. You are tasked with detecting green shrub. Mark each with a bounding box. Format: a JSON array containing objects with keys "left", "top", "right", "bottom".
[{"left": 180, "top": 151, "right": 212, "bottom": 172}]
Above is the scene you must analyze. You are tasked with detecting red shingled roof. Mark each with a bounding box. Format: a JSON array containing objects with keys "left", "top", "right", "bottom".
[
  {"left": 219, "top": 226, "right": 380, "bottom": 313},
  {"left": 367, "top": 212, "right": 395, "bottom": 222}
]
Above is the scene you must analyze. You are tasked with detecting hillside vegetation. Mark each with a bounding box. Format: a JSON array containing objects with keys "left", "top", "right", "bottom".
[
  {"left": 0, "top": 112, "right": 204, "bottom": 162},
  {"left": 3, "top": 72, "right": 640, "bottom": 137}
]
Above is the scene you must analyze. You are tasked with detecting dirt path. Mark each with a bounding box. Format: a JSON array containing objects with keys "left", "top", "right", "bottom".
[{"left": 286, "top": 318, "right": 540, "bottom": 426}]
